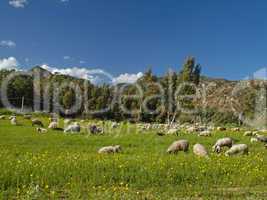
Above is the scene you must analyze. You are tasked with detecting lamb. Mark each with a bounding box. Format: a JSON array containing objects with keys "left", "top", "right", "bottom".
[
  {"left": 212, "top": 137, "right": 234, "bottom": 153},
  {"left": 98, "top": 145, "right": 122, "bottom": 154},
  {"left": 31, "top": 119, "right": 44, "bottom": 127},
  {"left": 225, "top": 144, "right": 248, "bottom": 156},
  {"left": 36, "top": 127, "right": 48, "bottom": 134},
  {"left": 255, "top": 134, "right": 267, "bottom": 143},
  {"left": 198, "top": 130, "right": 211, "bottom": 137},
  {"left": 10, "top": 117, "right": 17, "bottom": 125},
  {"left": 193, "top": 144, "right": 208, "bottom": 157},
  {"left": 48, "top": 122, "right": 58, "bottom": 129},
  {"left": 166, "top": 140, "right": 189, "bottom": 154},
  {"left": 64, "top": 122, "right": 81, "bottom": 133},
  {"left": 243, "top": 131, "right": 253, "bottom": 136}
]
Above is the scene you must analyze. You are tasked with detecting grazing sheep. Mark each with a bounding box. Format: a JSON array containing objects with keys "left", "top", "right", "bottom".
[
  {"left": 10, "top": 117, "right": 17, "bottom": 125},
  {"left": 216, "top": 127, "right": 226, "bottom": 131},
  {"left": 167, "top": 140, "right": 189, "bottom": 154},
  {"left": 225, "top": 144, "right": 248, "bottom": 156},
  {"left": 64, "top": 123, "right": 81, "bottom": 133},
  {"left": 250, "top": 137, "right": 259, "bottom": 143},
  {"left": 9, "top": 115, "right": 16, "bottom": 120},
  {"left": 212, "top": 137, "right": 234, "bottom": 153},
  {"left": 48, "top": 122, "right": 58, "bottom": 129},
  {"left": 255, "top": 134, "right": 267, "bottom": 143},
  {"left": 31, "top": 119, "right": 44, "bottom": 127},
  {"left": 193, "top": 144, "right": 208, "bottom": 157},
  {"left": 0, "top": 115, "right": 5, "bottom": 120},
  {"left": 231, "top": 127, "right": 240, "bottom": 132},
  {"left": 36, "top": 127, "right": 47, "bottom": 134},
  {"left": 243, "top": 131, "right": 253, "bottom": 136},
  {"left": 89, "top": 125, "right": 103, "bottom": 134},
  {"left": 252, "top": 131, "right": 258, "bottom": 136},
  {"left": 111, "top": 122, "right": 118, "bottom": 129},
  {"left": 98, "top": 145, "right": 122, "bottom": 154},
  {"left": 198, "top": 130, "right": 211, "bottom": 137}
]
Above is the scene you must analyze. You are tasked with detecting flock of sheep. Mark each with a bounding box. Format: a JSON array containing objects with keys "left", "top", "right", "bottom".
[{"left": 1, "top": 114, "right": 267, "bottom": 156}]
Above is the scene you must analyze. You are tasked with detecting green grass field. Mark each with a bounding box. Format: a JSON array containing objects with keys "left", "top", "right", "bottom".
[{"left": 0, "top": 116, "right": 266, "bottom": 199}]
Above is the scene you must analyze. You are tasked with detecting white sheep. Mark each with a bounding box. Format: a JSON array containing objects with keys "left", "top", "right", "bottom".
[
  {"left": 243, "top": 131, "right": 253, "bottom": 136},
  {"left": 111, "top": 122, "right": 118, "bottom": 129},
  {"left": 250, "top": 137, "right": 259, "bottom": 143},
  {"left": 10, "top": 117, "right": 17, "bottom": 125},
  {"left": 9, "top": 115, "right": 16, "bottom": 120},
  {"left": 64, "top": 123, "right": 80, "bottom": 133},
  {"left": 212, "top": 137, "right": 234, "bottom": 153},
  {"left": 36, "top": 127, "right": 48, "bottom": 134},
  {"left": 167, "top": 140, "right": 189, "bottom": 154},
  {"left": 255, "top": 134, "right": 267, "bottom": 143},
  {"left": 98, "top": 145, "right": 122, "bottom": 154},
  {"left": 225, "top": 144, "right": 248, "bottom": 156},
  {"left": 193, "top": 144, "right": 209, "bottom": 157},
  {"left": 231, "top": 127, "right": 240, "bottom": 132},
  {"left": 48, "top": 122, "right": 58, "bottom": 129},
  {"left": 198, "top": 130, "right": 211, "bottom": 137}
]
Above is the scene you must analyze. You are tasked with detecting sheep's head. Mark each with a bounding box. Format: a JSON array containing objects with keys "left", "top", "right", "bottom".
[
  {"left": 114, "top": 145, "right": 122, "bottom": 152},
  {"left": 212, "top": 145, "right": 221, "bottom": 153}
]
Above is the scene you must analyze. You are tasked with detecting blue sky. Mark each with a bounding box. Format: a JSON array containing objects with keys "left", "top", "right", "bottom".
[{"left": 0, "top": 0, "right": 267, "bottom": 81}]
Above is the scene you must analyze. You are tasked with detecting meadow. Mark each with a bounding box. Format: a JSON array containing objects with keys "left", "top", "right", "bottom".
[{"left": 0, "top": 116, "right": 266, "bottom": 199}]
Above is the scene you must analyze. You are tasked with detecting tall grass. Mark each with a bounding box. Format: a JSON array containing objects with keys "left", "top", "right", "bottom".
[{"left": 0, "top": 116, "right": 266, "bottom": 199}]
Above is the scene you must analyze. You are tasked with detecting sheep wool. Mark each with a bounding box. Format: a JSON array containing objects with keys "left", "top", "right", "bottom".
[
  {"left": 98, "top": 145, "right": 122, "bottom": 154},
  {"left": 167, "top": 140, "right": 189, "bottom": 154},
  {"left": 225, "top": 144, "right": 248, "bottom": 156},
  {"left": 193, "top": 144, "right": 208, "bottom": 157}
]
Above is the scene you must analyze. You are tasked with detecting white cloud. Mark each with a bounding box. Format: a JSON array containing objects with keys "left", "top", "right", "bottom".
[
  {"left": 60, "top": 0, "right": 69, "bottom": 3},
  {"left": 39, "top": 65, "right": 142, "bottom": 85},
  {"left": 25, "top": 58, "right": 29, "bottom": 62},
  {"left": 0, "top": 57, "right": 19, "bottom": 70},
  {"left": 0, "top": 40, "right": 16, "bottom": 48},
  {"left": 9, "top": 0, "right": 27, "bottom": 8},
  {"left": 112, "top": 72, "right": 143, "bottom": 84},
  {"left": 63, "top": 56, "right": 71, "bottom": 60},
  {"left": 79, "top": 61, "right": 86, "bottom": 64}
]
